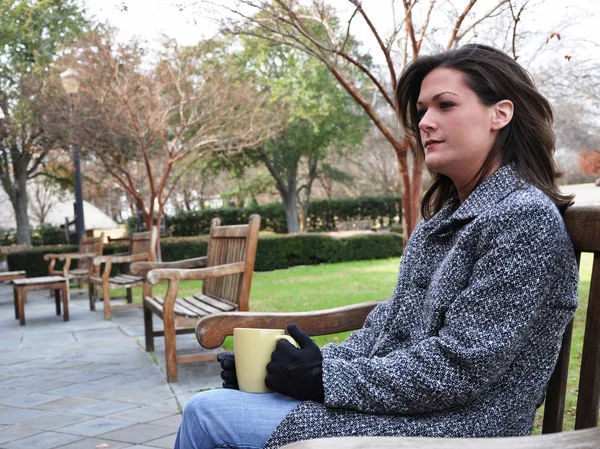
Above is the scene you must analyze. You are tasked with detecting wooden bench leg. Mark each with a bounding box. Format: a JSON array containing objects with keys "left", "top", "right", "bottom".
[
  {"left": 126, "top": 287, "right": 133, "bottom": 304},
  {"left": 17, "top": 288, "right": 25, "bottom": 326},
  {"left": 13, "top": 286, "right": 19, "bottom": 320},
  {"left": 88, "top": 282, "right": 96, "bottom": 311},
  {"left": 144, "top": 304, "right": 155, "bottom": 352},
  {"left": 103, "top": 279, "right": 111, "bottom": 320},
  {"left": 54, "top": 289, "right": 61, "bottom": 315},
  {"left": 62, "top": 284, "right": 69, "bottom": 321},
  {"left": 164, "top": 315, "right": 178, "bottom": 382}
]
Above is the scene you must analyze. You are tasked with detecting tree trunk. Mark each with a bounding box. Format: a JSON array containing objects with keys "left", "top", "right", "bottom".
[
  {"left": 299, "top": 156, "right": 319, "bottom": 232},
  {"left": 283, "top": 193, "right": 300, "bottom": 233},
  {"left": 13, "top": 175, "right": 32, "bottom": 247}
]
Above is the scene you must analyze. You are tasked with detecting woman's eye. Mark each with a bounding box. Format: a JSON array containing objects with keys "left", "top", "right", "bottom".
[
  {"left": 440, "top": 101, "right": 454, "bottom": 110},
  {"left": 417, "top": 109, "right": 426, "bottom": 119}
]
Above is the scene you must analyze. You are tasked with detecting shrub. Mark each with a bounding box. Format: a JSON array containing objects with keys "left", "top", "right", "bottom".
[
  {"left": 31, "top": 223, "right": 65, "bottom": 246},
  {"left": 0, "top": 228, "right": 16, "bottom": 246},
  {"left": 166, "top": 195, "right": 401, "bottom": 236},
  {"left": 7, "top": 233, "right": 403, "bottom": 276}
]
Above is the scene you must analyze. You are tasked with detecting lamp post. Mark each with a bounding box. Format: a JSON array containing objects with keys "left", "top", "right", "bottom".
[{"left": 61, "top": 68, "right": 86, "bottom": 245}]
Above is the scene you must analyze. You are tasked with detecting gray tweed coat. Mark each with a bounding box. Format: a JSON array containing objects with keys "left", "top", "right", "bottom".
[{"left": 264, "top": 164, "right": 578, "bottom": 448}]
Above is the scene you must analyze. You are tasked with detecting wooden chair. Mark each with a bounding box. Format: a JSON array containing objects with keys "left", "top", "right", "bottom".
[
  {"left": 196, "top": 205, "right": 600, "bottom": 436},
  {"left": 44, "top": 233, "right": 105, "bottom": 290},
  {"left": 130, "top": 214, "right": 261, "bottom": 382},
  {"left": 89, "top": 228, "right": 158, "bottom": 320}
]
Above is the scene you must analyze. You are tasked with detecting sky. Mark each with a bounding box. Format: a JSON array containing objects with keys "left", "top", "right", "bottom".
[{"left": 83, "top": 0, "right": 600, "bottom": 56}]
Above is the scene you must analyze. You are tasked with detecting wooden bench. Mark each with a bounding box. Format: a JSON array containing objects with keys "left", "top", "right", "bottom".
[
  {"left": 0, "top": 271, "right": 26, "bottom": 282},
  {"left": 44, "top": 233, "right": 105, "bottom": 290},
  {"left": 196, "top": 205, "right": 600, "bottom": 437},
  {"left": 281, "top": 426, "right": 600, "bottom": 448},
  {"left": 13, "top": 276, "right": 69, "bottom": 326},
  {"left": 336, "top": 220, "right": 372, "bottom": 231},
  {"left": 89, "top": 229, "right": 157, "bottom": 320},
  {"left": 0, "top": 244, "right": 27, "bottom": 261},
  {"left": 131, "top": 214, "right": 261, "bottom": 382}
]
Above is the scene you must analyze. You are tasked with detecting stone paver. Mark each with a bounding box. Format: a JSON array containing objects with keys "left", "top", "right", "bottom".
[
  {"left": 0, "top": 426, "right": 42, "bottom": 445},
  {"left": 144, "top": 432, "right": 178, "bottom": 448},
  {"left": 97, "top": 423, "right": 176, "bottom": 445},
  {"left": 1, "top": 431, "right": 82, "bottom": 449},
  {"left": 58, "top": 417, "right": 136, "bottom": 437},
  {"left": 55, "top": 438, "right": 132, "bottom": 449},
  {"left": 0, "top": 282, "right": 223, "bottom": 448}
]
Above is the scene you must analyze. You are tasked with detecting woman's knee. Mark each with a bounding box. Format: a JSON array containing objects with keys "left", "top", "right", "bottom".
[{"left": 182, "top": 388, "right": 240, "bottom": 425}]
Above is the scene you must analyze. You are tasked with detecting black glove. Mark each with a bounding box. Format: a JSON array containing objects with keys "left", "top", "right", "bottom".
[
  {"left": 265, "top": 323, "right": 324, "bottom": 402},
  {"left": 217, "top": 352, "right": 238, "bottom": 389}
]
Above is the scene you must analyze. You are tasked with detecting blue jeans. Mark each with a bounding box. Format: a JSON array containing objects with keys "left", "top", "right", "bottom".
[{"left": 174, "top": 389, "right": 302, "bottom": 449}]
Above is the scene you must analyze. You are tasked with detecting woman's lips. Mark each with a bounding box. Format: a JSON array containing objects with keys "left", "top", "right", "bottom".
[{"left": 425, "top": 140, "right": 442, "bottom": 149}]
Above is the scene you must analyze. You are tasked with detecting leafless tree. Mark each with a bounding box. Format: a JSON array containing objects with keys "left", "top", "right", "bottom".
[
  {"left": 195, "top": 0, "right": 559, "bottom": 244},
  {"left": 56, "top": 30, "right": 281, "bottom": 232}
]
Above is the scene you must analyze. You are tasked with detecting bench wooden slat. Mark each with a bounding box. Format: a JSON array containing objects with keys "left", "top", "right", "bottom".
[
  {"left": 0, "top": 271, "right": 26, "bottom": 282},
  {"left": 193, "top": 293, "right": 236, "bottom": 312},
  {"left": 175, "top": 298, "right": 208, "bottom": 318},
  {"left": 187, "top": 295, "right": 223, "bottom": 314},
  {"left": 144, "top": 295, "right": 164, "bottom": 318},
  {"left": 281, "top": 427, "right": 600, "bottom": 449}
]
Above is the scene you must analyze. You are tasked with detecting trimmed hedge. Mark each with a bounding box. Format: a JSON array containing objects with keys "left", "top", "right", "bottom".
[
  {"left": 7, "top": 233, "right": 403, "bottom": 276},
  {"left": 165, "top": 196, "right": 401, "bottom": 236}
]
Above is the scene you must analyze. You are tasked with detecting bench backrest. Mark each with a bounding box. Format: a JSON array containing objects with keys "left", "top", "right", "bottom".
[
  {"left": 543, "top": 205, "right": 600, "bottom": 432},
  {"left": 337, "top": 220, "right": 372, "bottom": 231},
  {"left": 79, "top": 233, "right": 105, "bottom": 270},
  {"left": 203, "top": 214, "right": 261, "bottom": 311},
  {"left": 0, "top": 244, "right": 27, "bottom": 260},
  {"left": 129, "top": 229, "right": 156, "bottom": 259}
]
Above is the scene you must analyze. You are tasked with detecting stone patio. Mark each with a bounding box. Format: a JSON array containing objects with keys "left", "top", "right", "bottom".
[{"left": 0, "top": 282, "right": 223, "bottom": 448}]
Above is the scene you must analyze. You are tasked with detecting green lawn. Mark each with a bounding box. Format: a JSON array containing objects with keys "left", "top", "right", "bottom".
[{"left": 115, "top": 253, "right": 593, "bottom": 431}]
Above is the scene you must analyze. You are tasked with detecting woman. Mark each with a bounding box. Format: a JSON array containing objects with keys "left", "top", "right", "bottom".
[{"left": 175, "top": 43, "right": 579, "bottom": 449}]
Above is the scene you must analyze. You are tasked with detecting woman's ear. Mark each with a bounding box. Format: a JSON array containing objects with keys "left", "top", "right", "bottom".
[{"left": 491, "top": 100, "right": 514, "bottom": 131}]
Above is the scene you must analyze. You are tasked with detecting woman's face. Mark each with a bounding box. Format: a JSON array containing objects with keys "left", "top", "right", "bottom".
[{"left": 417, "top": 67, "right": 505, "bottom": 190}]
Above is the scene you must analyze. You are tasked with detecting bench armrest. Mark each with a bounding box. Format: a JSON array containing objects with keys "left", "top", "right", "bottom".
[
  {"left": 146, "top": 262, "right": 245, "bottom": 285},
  {"left": 93, "top": 252, "right": 150, "bottom": 266},
  {"left": 130, "top": 256, "right": 208, "bottom": 275},
  {"left": 58, "top": 252, "right": 95, "bottom": 261},
  {"left": 195, "top": 300, "right": 383, "bottom": 349}
]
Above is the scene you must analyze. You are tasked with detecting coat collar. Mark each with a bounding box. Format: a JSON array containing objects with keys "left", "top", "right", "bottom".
[
  {"left": 448, "top": 163, "right": 524, "bottom": 221},
  {"left": 427, "top": 164, "right": 525, "bottom": 230}
]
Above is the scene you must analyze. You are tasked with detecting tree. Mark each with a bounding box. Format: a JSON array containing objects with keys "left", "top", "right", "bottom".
[
  {"left": 28, "top": 177, "right": 66, "bottom": 224},
  {"left": 59, "top": 30, "right": 280, "bottom": 234},
  {"left": 579, "top": 150, "right": 600, "bottom": 177},
  {"left": 0, "top": 0, "right": 89, "bottom": 245},
  {"left": 200, "top": 0, "right": 569, "bottom": 243},
  {"left": 235, "top": 39, "right": 369, "bottom": 232}
]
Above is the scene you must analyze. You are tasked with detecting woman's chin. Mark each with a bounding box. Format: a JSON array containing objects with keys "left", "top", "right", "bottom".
[{"left": 424, "top": 156, "right": 447, "bottom": 174}]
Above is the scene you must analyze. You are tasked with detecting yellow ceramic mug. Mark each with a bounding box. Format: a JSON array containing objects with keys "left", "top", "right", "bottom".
[{"left": 233, "top": 328, "right": 298, "bottom": 393}]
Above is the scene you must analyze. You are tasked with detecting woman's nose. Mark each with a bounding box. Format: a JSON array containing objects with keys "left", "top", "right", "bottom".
[{"left": 418, "top": 111, "right": 436, "bottom": 132}]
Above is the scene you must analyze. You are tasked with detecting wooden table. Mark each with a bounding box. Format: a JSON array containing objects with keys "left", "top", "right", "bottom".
[
  {"left": 0, "top": 271, "right": 26, "bottom": 282},
  {"left": 12, "top": 276, "right": 69, "bottom": 326}
]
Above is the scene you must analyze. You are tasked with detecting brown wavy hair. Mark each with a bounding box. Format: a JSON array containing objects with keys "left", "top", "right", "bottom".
[{"left": 396, "top": 43, "right": 573, "bottom": 218}]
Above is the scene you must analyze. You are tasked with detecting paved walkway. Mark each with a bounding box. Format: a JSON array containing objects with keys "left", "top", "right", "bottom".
[{"left": 0, "top": 283, "right": 223, "bottom": 449}]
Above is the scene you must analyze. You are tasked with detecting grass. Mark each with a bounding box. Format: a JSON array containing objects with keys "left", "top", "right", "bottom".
[{"left": 113, "top": 253, "right": 594, "bottom": 431}]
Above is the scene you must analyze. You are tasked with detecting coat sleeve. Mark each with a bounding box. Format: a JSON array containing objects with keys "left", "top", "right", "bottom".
[
  {"left": 320, "top": 220, "right": 427, "bottom": 361},
  {"left": 320, "top": 298, "right": 392, "bottom": 361},
  {"left": 321, "top": 204, "right": 579, "bottom": 415}
]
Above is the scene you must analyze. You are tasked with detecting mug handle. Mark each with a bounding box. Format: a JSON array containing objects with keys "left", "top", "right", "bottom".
[{"left": 275, "top": 335, "right": 299, "bottom": 348}]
